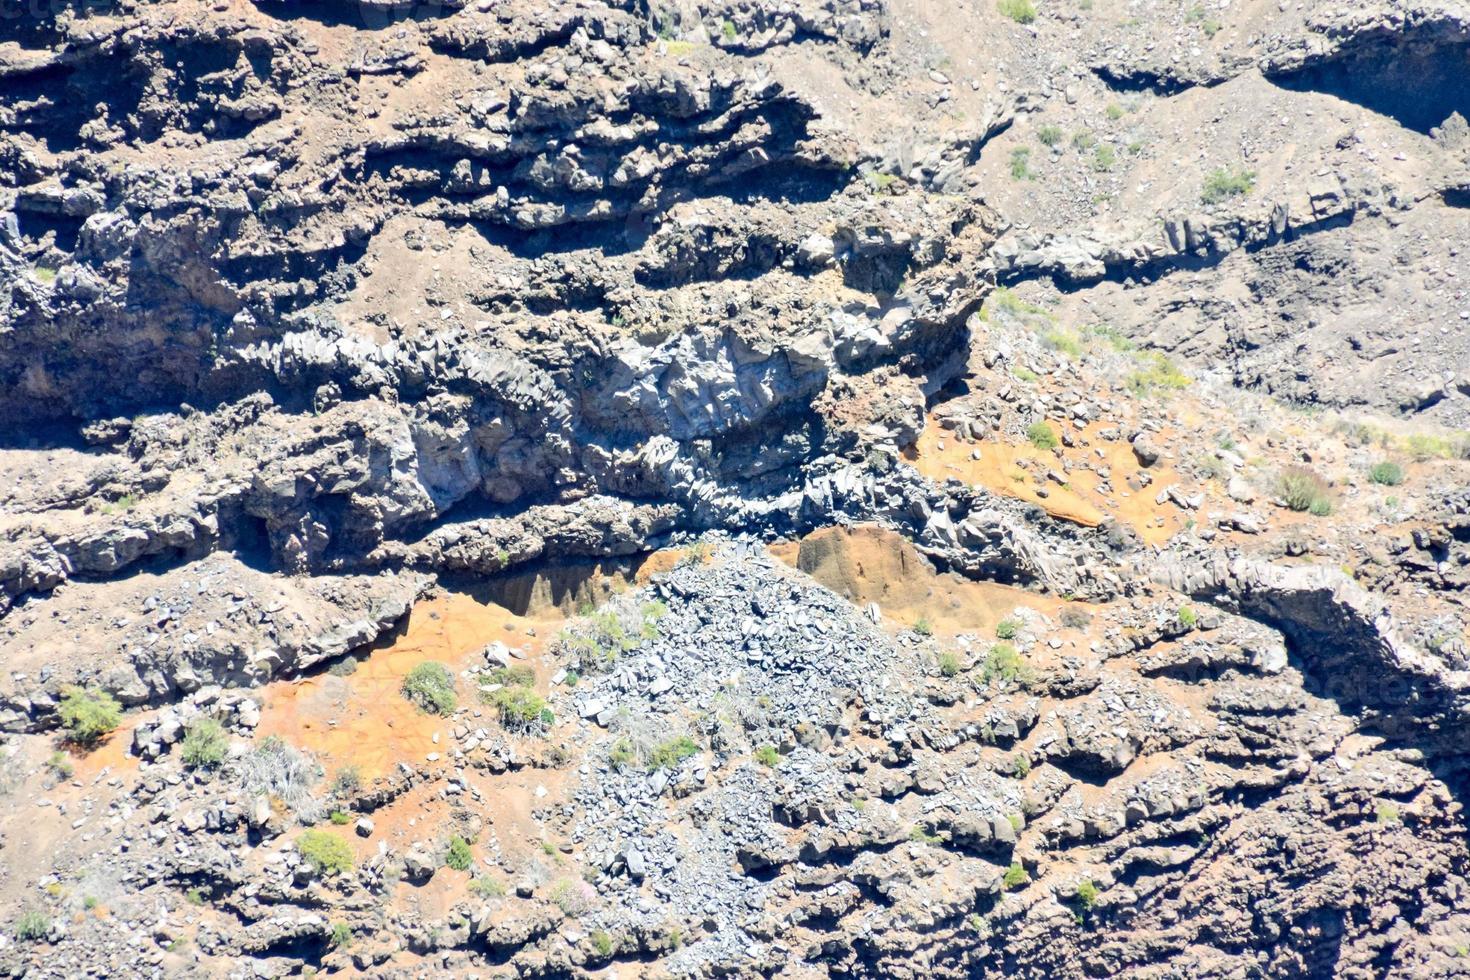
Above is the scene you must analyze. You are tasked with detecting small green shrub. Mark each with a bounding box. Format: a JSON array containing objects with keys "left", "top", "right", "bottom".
[
  {"left": 648, "top": 735, "right": 700, "bottom": 770},
  {"left": 1042, "top": 328, "right": 1083, "bottom": 357},
  {"left": 329, "top": 922, "right": 352, "bottom": 947},
  {"left": 58, "top": 686, "right": 122, "bottom": 745},
  {"left": 1026, "top": 421, "right": 1059, "bottom": 450},
  {"left": 909, "top": 824, "right": 945, "bottom": 845},
  {"left": 1201, "top": 166, "right": 1255, "bottom": 205},
  {"left": 1037, "top": 124, "right": 1063, "bottom": 147},
  {"left": 486, "top": 665, "right": 536, "bottom": 688},
  {"left": 1003, "top": 862, "right": 1030, "bottom": 890},
  {"left": 445, "top": 835, "right": 473, "bottom": 871},
  {"left": 1092, "top": 144, "right": 1117, "bottom": 172},
  {"left": 185, "top": 887, "right": 205, "bottom": 906},
  {"left": 590, "top": 929, "right": 615, "bottom": 957},
  {"left": 13, "top": 909, "right": 49, "bottom": 941},
  {"left": 469, "top": 875, "right": 506, "bottom": 898},
  {"left": 297, "top": 830, "right": 353, "bottom": 875},
  {"left": 1105, "top": 103, "right": 1123, "bottom": 121},
  {"left": 1009, "top": 147, "right": 1034, "bottom": 180},
  {"left": 609, "top": 738, "right": 638, "bottom": 771},
  {"left": 995, "top": 619, "right": 1019, "bottom": 640},
  {"left": 401, "top": 662, "right": 457, "bottom": 715},
  {"left": 721, "top": 19, "right": 737, "bottom": 40},
  {"left": 1072, "top": 130, "right": 1097, "bottom": 150},
  {"left": 981, "top": 643, "right": 1029, "bottom": 686},
  {"left": 1011, "top": 754, "right": 1031, "bottom": 779},
  {"left": 45, "top": 750, "right": 74, "bottom": 780},
  {"left": 753, "top": 744, "right": 781, "bottom": 767},
  {"left": 327, "top": 657, "right": 358, "bottom": 677},
  {"left": 914, "top": 617, "right": 934, "bottom": 637},
  {"left": 180, "top": 718, "right": 228, "bottom": 769},
  {"left": 997, "top": 0, "right": 1036, "bottom": 23},
  {"left": 938, "top": 651, "right": 961, "bottom": 678},
  {"left": 1127, "top": 352, "right": 1190, "bottom": 396},
  {"left": 1178, "top": 605, "right": 1198, "bottom": 628},
  {"left": 329, "top": 810, "right": 350, "bottom": 825},
  {"left": 1059, "top": 606, "right": 1092, "bottom": 630},
  {"left": 1277, "top": 466, "right": 1332, "bottom": 514},
  {"left": 1076, "top": 880, "right": 1100, "bottom": 908},
  {"left": 484, "top": 685, "right": 552, "bottom": 734},
  {"left": 1368, "top": 461, "right": 1404, "bottom": 486},
  {"left": 1375, "top": 802, "right": 1400, "bottom": 825}
]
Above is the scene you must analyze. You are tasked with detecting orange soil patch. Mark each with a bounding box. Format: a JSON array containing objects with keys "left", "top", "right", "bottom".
[
  {"left": 905, "top": 417, "right": 1201, "bottom": 546},
  {"left": 256, "top": 592, "right": 563, "bottom": 783},
  {"left": 771, "top": 524, "right": 1063, "bottom": 637}
]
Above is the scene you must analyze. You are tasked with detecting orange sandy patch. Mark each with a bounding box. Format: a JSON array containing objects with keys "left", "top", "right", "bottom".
[
  {"left": 771, "top": 524, "right": 1063, "bottom": 637},
  {"left": 256, "top": 592, "right": 562, "bottom": 782},
  {"left": 906, "top": 417, "right": 1201, "bottom": 546}
]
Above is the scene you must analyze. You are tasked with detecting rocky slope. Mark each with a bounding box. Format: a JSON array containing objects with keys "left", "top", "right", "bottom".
[{"left": 0, "top": 0, "right": 1468, "bottom": 977}]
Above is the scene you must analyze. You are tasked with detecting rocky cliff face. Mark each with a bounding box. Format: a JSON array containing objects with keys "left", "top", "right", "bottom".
[{"left": 0, "top": 0, "right": 1468, "bottom": 977}]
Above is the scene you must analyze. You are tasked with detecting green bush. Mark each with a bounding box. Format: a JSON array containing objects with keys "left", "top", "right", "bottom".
[
  {"left": 1037, "top": 125, "right": 1063, "bottom": 147},
  {"left": 938, "top": 651, "right": 961, "bottom": 678},
  {"left": 995, "top": 619, "right": 1019, "bottom": 640},
  {"left": 1127, "top": 352, "right": 1190, "bottom": 396},
  {"left": 329, "top": 810, "right": 350, "bottom": 825},
  {"left": 1009, "top": 147, "right": 1034, "bottom": 180},
  {"left": 648, "top": 735, "right": 700, "bottom": 770},
  {"left": 1368, "top": 461, "right": 1404, "bottom": 486},
  {"left": 1091, "top": 144, "right": 1117, "bottom": 172},
  {"left": 401, "top": 661, "right": 457, "bottom": 715},
  {"left": 486, "top": 665, "right": 536, "bottom": 688},
  {"left": 997, "top": 0, "right": 1036, "bottom": 23},
  {"left": 58, "top": 686, "right": 122, "bottom": 745},
  {"left": 445, "top": 835, "right": 473, "bottom": 871},
  {"left": 1178, "top": 605, "right": 1197, "bottom": 628},
  {"left": 590, "top": 929, "right": 615, "bottom": 957},
  {"left": 469, "top": 875, "right": 506, "bottom": 898},
  {"left": 1201, "top": 166, "right": 1255, "bottom": 205},
  {"left": 180, "top": 718, "right": 228, "bottom": 769},
  {"left": 1003, "top": 862, "right": 1030, "bottom": 890},
  {"left": 1277, "top": 466, "right": 1332, "bottom": 514},
  {"left": 914, "top": 617, "right": 934, "bottom": 637},
  {"left": 1026, "top": 421, "right": 1059, "bottom": 450},
  {"left": 45, "top": 750, "right": 74, "bottom": 780},
  {"left": 1011, "top": 754, "right": 1031, "bottom": 778},
  {"left": 754, "top": 744, "right": 781, "bottom": 767},
  {"left": 297, "top": 829, "right": 353, "bottom": 875},
  {"left": 1076, "top": 880, "right": 1100, "bottom": 908},
  {"left": 329, "top": 922, "right": 352, "bottom": 947},
  {"left": 12, "top": 909, "right": 49, "bottom": 941},
  {"left": 981, "top": 643, "right": 1029, "bottom": 686},
  {"left": 484, "top": 685, "right": 552, "bottom": 734}
]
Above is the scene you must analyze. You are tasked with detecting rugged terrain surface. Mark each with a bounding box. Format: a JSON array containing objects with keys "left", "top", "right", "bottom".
[{"left": 0, "top": 0, "right": 1468, "bottom": 976}]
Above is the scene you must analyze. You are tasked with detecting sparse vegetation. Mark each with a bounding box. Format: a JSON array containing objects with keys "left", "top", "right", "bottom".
[
  {"left": 1011, "top": 754, "right": 1031, "bottom": 779},
  {"left": 13, "top": 909, "right": 49, "bottom": 941},
  {"left": 557, "top": 601, "right": 667, "bottom": 672},
  {"left": 1375, "top": 802, "right": 1400, "bottom": 825},
  {"left": 914, "top": 616, "right": 933, "bottom": 636},
  {"left": 1009, "top": 147, "right": 1035, "bottom": 180},
  {"left": 1037, "top": 124, "right": 1063, "bottom": 147},
  {"left": 1026, "top": 421, "right": 1059, "bottom": 450},
  {"left": 329, "top": 922, "right": 352, "bottom": 947},
  {"left": 470, "top": 875, "right": 507, "bottom": 899},
  {"left": 185, "top": 887, "right": 205, "bottom": 905},
  {"left": 1042, "top": 328, "right": 1083, "bottom": 357},
  {"left": 1091, "top": 144, "right": 1117, "bottom": 172},
  {"left": 647, "top": 735, "right": 700, "bottom": 770},
  {"left": 1076, "top": 880, "right": 1100, "bottom": 909},
  {"left": 1126, "top": 352, "right": 1190, "bottom": 396},
  {"left": 58, "top": 686, "right": 122, "bottom": 746},
  {"left": 909, "top": 823, "right": 945, "bottom": 845},
  {"left": 1277, "top": 466, "right": 1333, "bottom": 515},
  {"left": 1003, "top": 862, "right": 1030, "bottom": 890},
  {"left": 997, "top": 0, "right": 1036, "bottom": 24},
  {"left": 721, "top": 19, "right": 737, "bottom": 40},
  {"left": 1178, "top": 605, "right": 1198, "bottom": 628},
  {"left": 401, "top": 661, "right": 457, "bottom": 715},
  {"left": 981, "top": 642, "right": 1029, "bottom": 686},
  {"left": 180, "top": 718, "right": 228, "bottom": 769},
  {"left": 1369, "top": 461, "right": 1404, "bottom": 486},
  {"left": 46, "top": 750, "right": 74, "bottom": 780},
  {"left": 297, "top": 830, "right": 353, "bottom": 875},
  {"left": 590, "top": 929, "right": 615, "bottom": 957},
  {"left": 1105, "top": 103, "right": 1123, "bottom": 121},
  {"left": 938, "top": 651, "right": 961, "bottom": 677},
  {"left": 1201, "top": 166, "right": 1256, "bottom": 205},
  {"left": 484, "top": 685, "right": 553, "bottom": 735},
  {"left": 995, "top": 618, "right": 1019, "bottom": 640},
  {"left": 331, "top": 765, "right": 361, "bottom": 796},
  {"left": 754, "top": 744, "right": 781, "bottom": 767},
  {"left": 445, "top": 835, "right": 473, "bottom": 871},
  {"left": 1060, "top": 606, "right": 1092, "bottom": 630},
  {"left": 329, "top": 810, "right": 350, "bottom": 825}
]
